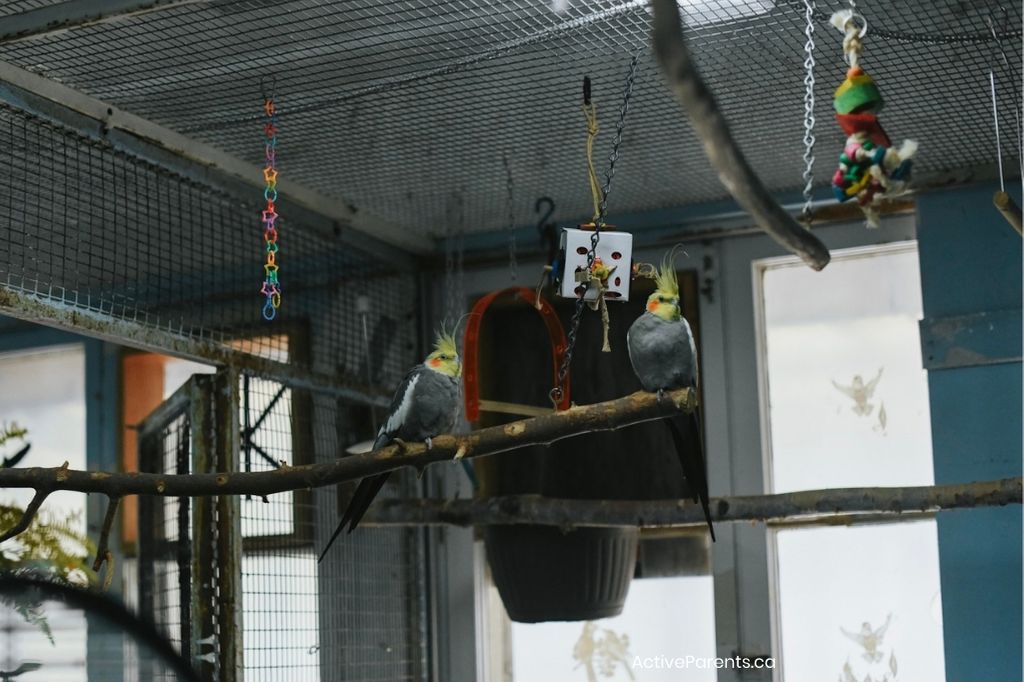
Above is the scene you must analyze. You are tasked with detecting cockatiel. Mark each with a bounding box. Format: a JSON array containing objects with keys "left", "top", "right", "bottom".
[
  {"left": 626, "top": 255, "right": 715, "bottom": 540},
  {"left": 319, "top": 330, "right": 461, "bottom": 561}
]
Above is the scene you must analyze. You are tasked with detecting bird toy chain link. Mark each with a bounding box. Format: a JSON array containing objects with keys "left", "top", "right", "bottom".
[
  {"left": 550, "top": 50, "right": 641, "bottom": 407},
  {"left": 260, "top": 83, "right": 281, "bottom": 321},
  {"left": 800, "top": 0, "right": 817, "bottom": 223}
]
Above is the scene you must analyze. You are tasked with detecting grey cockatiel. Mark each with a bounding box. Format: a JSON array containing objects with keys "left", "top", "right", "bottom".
[
  {"left": 318, "top": 331, "right": 461, "bottom": 561},
  {"left": 627, "top": 256, "right": 715, "bottom": 540}
]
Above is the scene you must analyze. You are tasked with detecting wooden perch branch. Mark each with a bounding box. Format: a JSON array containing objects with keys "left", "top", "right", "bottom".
[
  {"left": 650, "top": 0, "right": 831, "bottom": 271},
  {"left": 359, "top": 477, "right": 1022, "bottom": 529},
  {"left": 0, "top": 388, "right": 695, "bottom": 502}
]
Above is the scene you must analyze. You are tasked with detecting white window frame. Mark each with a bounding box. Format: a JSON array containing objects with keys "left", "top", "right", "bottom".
[
  {"left": 703, "top": 213, "right": 918, "bottom": 682},
  {"left": 752, "top": 238, "right": 927, "bottom": 681}
]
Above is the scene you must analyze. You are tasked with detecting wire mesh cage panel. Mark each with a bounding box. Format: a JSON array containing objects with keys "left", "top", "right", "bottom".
[
  {"left": 240, "top": 375, "right": 321, "bottom": 681},
  {"left": 0, "top": 1, "right": 65, "bottom": 17},
  {"left": 0, "top": 101, "right": 418, "bottom": 389},
  {"left": 0, "top": 0, "right": 1019, "bottom": 236}
]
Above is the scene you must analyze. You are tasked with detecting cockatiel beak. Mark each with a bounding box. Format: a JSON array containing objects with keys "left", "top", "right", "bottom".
[{"left": 646, "top": 292, "right": 681, "bottom": 321}]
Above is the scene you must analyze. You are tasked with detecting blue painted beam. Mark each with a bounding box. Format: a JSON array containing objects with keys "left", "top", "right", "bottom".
[
  {"left": 920, "top": 308, "right": 1023, "bottom": 370},
  {"left": 917, "top": 182, "right": 1022, "bottom": 682},
  {"left": 435, "top": 187, "right": 838, "bottom": 256},
  {"left": 0, "top": 315, "right": 83, "bottom": 351},
  {"left": 84, "top": 339, "right": 124, "bottom": 682},
  {"left": 0, "top": 1, "right": 192, "bottom": 44}
]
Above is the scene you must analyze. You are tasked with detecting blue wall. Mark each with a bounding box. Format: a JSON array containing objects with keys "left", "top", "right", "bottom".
[{"left": 917, "top": 182, "right": 1023, "bottom": 682}]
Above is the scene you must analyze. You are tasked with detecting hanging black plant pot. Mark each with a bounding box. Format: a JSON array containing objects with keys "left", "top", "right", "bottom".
[
  {"left": 467, "top": 281, "right": 698, "bottom": 622},
  {"left": 484, "top": 524, "right": 638, "bottom": 622}
]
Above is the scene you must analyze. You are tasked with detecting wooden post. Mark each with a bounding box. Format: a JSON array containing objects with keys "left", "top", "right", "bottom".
[{"left": 212, "top": 370, "right": 243, "bottom": 682}]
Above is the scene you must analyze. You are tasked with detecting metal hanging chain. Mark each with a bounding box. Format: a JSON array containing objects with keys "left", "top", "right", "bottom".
[
  {"left": 502, "top": 152, "right": 518, "bottom": 281},
  {"left": 800, "top": 0, "right": 817, "bottom": 224},
  {"left": 550, "top": 49, "right": 641, "bottom": 407}
]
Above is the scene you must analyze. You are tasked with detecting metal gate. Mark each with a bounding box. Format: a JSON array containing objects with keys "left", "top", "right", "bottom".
[
  {"left": 135, "top": 368, "right": 430, "bottom": 682},
  {"left": 137, "top": 370, "right": 242, "bottom": 682}
]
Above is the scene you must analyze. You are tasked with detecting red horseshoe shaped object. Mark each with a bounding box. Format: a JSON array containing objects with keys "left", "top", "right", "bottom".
[{"left": 462, "top": 287, "right": 570, "bottom": 423}]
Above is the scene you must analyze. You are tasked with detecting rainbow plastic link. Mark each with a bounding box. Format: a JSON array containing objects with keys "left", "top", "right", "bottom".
[{"left": 260, "top": 94, "right": 281, "bottom": 320}]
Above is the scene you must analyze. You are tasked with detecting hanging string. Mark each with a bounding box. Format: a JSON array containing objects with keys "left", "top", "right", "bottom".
[
  {"left": 831, "top": 8, "right": 867, "bottom": 68},
  {"left": 443, "top": 194, "right": 458, "bottom": 325},
  {"left": 990, "top": 71, "right": 1005, "bottom": 193},
  {"left": 502, "top": 152, "right": 518, "bottom": 281},
  {"left": 800, "top": 0, "right": 817, "bottom": 224},
  {"left": 582, "top": 77, "right": 602, "bottom": 222},
  {"left": 986, "top": 10, "right": 1023, "bottom": 181}
]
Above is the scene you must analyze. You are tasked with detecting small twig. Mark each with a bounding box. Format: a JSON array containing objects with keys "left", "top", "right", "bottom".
[
  {"left": 93, "top": 496, "right": 120, "bottom": 573},
  {"left": 651, "top": 0, "right": 831, "bottom": 271},
  {"left": 359, "top": 477, "right": 1023, "bottom": 529},
  {"left": 0, "top": 489, "right": 50, "bottom": 543}
]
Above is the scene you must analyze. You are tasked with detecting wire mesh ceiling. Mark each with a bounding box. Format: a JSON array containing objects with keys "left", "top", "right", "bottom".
[{"left": 0, "top": 0, "right": 1021, "bottom": 240}]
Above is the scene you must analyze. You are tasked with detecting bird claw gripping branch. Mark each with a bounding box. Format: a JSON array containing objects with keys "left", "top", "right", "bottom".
[{"left": 261, "top": 92, "right": 282, "bottom": 320}]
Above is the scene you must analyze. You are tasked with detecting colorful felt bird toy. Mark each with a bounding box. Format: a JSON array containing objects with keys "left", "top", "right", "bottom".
[{"left": 829, "top": 10, "right": 917, "bottom": 228}]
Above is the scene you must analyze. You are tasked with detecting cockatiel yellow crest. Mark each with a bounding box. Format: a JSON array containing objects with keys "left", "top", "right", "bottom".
[{"left": 646, "top": 251, "right": 682, "bottom": 322}]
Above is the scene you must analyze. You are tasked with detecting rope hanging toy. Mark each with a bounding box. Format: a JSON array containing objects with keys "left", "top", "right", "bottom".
[
  {"left": 829, "top": 9, "right": 918, "bottom": 228},
  {"left": 260, "top": 79, "right": 282, "bottom": 320}
]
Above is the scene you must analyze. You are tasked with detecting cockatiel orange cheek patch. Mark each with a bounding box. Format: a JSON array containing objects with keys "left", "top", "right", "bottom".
[
  {"left": 647, "top": 301, "right": 658, "bottom": 312},
  {"left": 429, "top": 358, "right": 442, "bottom": 368}
]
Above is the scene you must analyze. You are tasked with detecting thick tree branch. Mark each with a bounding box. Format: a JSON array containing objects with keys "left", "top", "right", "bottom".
[
  {"left": 651, "top": 0, "right": 831, "bottom": 271},
  {"left": 0, "top": 388, "right": 695, "bottom": 501},
  {"left": 360, "top": 477, "right": 1022, "bottom": 529}
]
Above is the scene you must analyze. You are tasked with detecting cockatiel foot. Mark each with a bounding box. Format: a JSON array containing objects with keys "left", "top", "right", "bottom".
[
  {"left": 392, "top": 437, "right": 409, "bottom": 452},
  {"left": 656, "top": 388, "right": 666, "bottom": 403},
  {"left": 424, "top": 437, "right": 433, "bottom": 450}
]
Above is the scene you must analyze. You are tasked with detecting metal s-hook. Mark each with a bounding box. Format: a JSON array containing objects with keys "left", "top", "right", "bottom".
[
  {"left": 535, "top": 196, "right": 559, "bottom": 268},
  {"left": 535, "top": 196, "right": 555, "bottom": 232},
  {"left": 260, "top": 75, "right": 277, "bottom": 102}
]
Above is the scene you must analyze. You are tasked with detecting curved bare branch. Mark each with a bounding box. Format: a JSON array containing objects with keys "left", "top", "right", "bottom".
[{"left": 651, "top": 0, "right": 831, "bottom": 270}]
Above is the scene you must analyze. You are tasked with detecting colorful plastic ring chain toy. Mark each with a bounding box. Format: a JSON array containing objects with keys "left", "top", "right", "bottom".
[{"left": 261, "top": 93, "right": 281, "bottom": 320}]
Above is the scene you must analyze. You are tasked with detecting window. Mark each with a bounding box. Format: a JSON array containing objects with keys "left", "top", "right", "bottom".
[
  {"left": 0, "top": 344, "right": 88, "bottom": 677},
  {"left": 510, "top": 576, "right": 718, "bottom": 682},
  {"left": 756, "top": 242, "right": 945, "bottom": 681}
]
